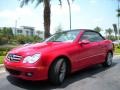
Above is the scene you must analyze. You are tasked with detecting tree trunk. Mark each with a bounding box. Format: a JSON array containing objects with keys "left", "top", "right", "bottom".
[{"left": 44, "top": 0, "right": 51, "bottom": 39}]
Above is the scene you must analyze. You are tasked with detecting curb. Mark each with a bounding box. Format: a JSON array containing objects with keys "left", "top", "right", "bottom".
[
  {"left": 0, "top": 64, "right": 5, "bottom": 73},
  {"left": 113, "top": 55, "right": 120, "bottom": 57},
  {"left": 0, "top": 64, "right": 4, "bottom": 68}
]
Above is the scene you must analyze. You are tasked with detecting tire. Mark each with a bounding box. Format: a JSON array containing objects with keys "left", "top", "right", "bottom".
[
  {"left": 102, "top": 52, "right": 113, "bottom": 67},
  {"left": 48, "top": 58, "right": 67, "bottom": 85}
]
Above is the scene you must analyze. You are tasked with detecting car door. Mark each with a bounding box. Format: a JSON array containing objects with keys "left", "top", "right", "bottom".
[
  {"left": 82, "top": 31, "right": 107, "bottom": 64},
  {"left": 93, "top": 33, "right": 107, "bottom": 63},
  {"left": 73, "top": 31, "right": 102, "bottom": 70}
]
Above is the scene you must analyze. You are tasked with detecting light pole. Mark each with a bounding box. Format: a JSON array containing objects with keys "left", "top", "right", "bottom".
[
  {"left": 117, "top": 0, "right": 120, "bottom": 44},
  {"left": 15, "top": 17, "right": 20, "bottom": 35},
  {"left": 15, "top": 20, "right": 17, "bottom": 35},
  {"left": 67, "top": 0, "right": 71, "bottom": 30}
]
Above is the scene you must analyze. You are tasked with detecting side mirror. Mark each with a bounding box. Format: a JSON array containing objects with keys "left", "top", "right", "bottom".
[{"left": 79, "top": 40, "right": 90, "bottom": 45}]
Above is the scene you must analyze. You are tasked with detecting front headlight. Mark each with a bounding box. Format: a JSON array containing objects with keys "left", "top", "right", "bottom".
[{"left": 23, "top": 54, "right": 41, "bottom": 64}]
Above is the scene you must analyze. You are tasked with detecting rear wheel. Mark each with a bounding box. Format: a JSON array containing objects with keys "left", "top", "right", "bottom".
[
  {"left": 102, "top": 52, "right": 113, "bottom": 67},
  {"left": 48, "top": 58, "right": 67, "bottom": 85}
]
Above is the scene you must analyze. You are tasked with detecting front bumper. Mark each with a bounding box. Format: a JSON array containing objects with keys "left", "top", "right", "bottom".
[{"left": 4, "top": 60, "right": 48, "bottom": 81}]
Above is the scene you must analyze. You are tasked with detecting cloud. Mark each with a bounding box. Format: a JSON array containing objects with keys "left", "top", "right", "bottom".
[
  {"left": 0, "top": 7, "right": 35, "bottom": 20},
  {"left": 0, "top": 2, "right": 81, "bottom": 32},
  {"left": 0, "top": 7, "right": 44, "bottom": 29},
  {"left": 51, "top": 2, "right": 80, "bottom": 15},
  {"left": 48, "top": 2, "right": 81, "bottom": 33}
]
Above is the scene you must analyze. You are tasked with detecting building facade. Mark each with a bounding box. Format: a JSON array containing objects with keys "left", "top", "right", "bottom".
[
  {"left": 0, "top": 26, "right": 44, "bottom": 39},
  {"left": 12, "top": 26, "right": 35, "bottom": 36}
]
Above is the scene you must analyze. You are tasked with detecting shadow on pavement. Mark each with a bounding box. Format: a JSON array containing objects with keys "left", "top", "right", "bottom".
[{"left": 6, "top": 63, "right": 117, "bottom": 90}]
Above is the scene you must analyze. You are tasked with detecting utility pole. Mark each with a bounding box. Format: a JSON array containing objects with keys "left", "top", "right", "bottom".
[
  {"left": 67, "top": 0, "right": 71, "bottom": 30},
  {"left": 15, "top": 20, "right": 17, "bottom": 35},
  {"left": 117, "top": 0, "right": 120, "bottom": 44},
  {"left": 15, "top": 17, "right": 20, "bottom": 35}
]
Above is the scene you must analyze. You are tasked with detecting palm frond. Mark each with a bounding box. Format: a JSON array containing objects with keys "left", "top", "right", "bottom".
[
  {"left": 59, "top": 0, "right": 62, "bottom": 6},
  {"left": 20, "top": 0, "right": 30, "bottom": 7},
  {"left": 31, "top": 0, "right": 34, "bottom": 3},
  {"left": 59, "top": 0, "right": 74, "bottom": 6},
  {"left": 35, "top": 0, "right": 44, "bottom": 7}
]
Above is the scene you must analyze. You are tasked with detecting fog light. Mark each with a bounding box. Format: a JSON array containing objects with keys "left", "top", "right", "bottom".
[{"left": 26, "top": 72, "right": 33, "bottom": 77}]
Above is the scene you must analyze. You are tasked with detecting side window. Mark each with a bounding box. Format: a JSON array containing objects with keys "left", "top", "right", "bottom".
[{"left": 80, "top": 31, "right": 104, "bottom": 42}]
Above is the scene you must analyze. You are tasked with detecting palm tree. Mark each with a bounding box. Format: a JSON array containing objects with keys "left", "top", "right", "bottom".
[
  {"left": 113, "top": 24, "right": 118, "bottom": 40},
  {"left": 105, "top": 28, "right": 113, "bottom": 40},
  {"left": 55, "top": 24, "right": 63, "bottom": 33},
  {"left": 20, "top": 0, "right": 51, "bottom": 39},
  {"left": 36, "top": 30, "right": 41, "bottom": 36},
  {"left": 94, "top": 26, "right": 102, "bottom": 33},
  {"left": 117, "top": 0, "right": 120, "bottom": 24},
  {"left": 20, "top": 0, "right": 73, "bottom": 39}
]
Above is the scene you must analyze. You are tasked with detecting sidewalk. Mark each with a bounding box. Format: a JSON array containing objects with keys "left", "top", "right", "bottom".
[
  {"left": 113, "top": 55, "right": 120, "bottom": 59},
  {"left": 0, "top": 64, "right": 5, "bottom": 73}
]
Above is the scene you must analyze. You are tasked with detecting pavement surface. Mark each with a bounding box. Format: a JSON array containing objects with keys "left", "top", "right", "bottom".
[
  {"left": 0, "top": 55, "right": 120, "bottom": 90},
  {"left": 0, "top": 64, "right": 5, "bottom": 74}
]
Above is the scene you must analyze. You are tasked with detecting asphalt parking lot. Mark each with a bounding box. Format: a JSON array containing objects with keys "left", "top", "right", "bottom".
[{"left": 0, "top": 55, "right": 120, "bottom": 90}]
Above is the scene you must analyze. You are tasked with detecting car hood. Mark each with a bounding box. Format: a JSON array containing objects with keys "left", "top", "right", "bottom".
[{"left": 8, "top": 42, "right": 72, "bottom": 56}]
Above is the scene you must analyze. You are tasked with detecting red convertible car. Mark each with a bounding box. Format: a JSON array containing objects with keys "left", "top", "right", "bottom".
[{"left": 4, "top": 29, "right": 114, "bottom": 85}]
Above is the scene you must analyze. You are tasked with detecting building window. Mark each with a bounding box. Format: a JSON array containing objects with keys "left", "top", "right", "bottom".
[
  {"left": 17, "top": 30, "right": 22, "bottom": 34},
  {"left": 26, "top": 31, "right": 29, "bottom": 36}
]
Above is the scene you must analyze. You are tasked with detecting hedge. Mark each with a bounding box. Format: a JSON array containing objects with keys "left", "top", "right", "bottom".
[
  {"left": 0, "top": 45, "right": 17, "bottom": 56},
  {"left": 0, "top": 47, "right": 12, "bottom": 56}
]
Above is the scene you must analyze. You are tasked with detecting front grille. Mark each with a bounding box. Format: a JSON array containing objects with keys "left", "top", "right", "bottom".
[
  {"left": 7, "top": 54, "right": 22, "bottom": 62},
  {"left": 6, "top": 68, "right": 21, "bottom": 75}
]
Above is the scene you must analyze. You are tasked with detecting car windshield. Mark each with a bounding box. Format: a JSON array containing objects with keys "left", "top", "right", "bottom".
[{"left": 45, "top": 30, "right": 80, "bottom": 42}]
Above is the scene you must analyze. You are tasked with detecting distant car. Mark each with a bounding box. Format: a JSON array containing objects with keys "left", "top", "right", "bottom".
[
  {"left": 4, "top": 29, "right": 114, "bottom": 85},
  {"left": 112, "top": 40, "right": 120, "bottom": 45}
]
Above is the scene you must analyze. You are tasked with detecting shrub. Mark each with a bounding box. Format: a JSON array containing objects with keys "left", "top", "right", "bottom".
[
  {"left": 0, "top": 36, "right": 8, "bottom": 45},
  {"left": 14, "top": 35, "right": 42, "bottom": 44},
  {"left": 0, "top": 46, "right": 13, "bottom": 56}
]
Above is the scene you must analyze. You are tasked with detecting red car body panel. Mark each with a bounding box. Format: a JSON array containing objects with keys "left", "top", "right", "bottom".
[{"left": 4, "top": 29, "right": 113, "bottom": 81}]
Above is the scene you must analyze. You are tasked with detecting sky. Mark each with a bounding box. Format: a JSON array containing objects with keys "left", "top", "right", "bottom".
[{"left": 0, "top": 0, "right": 118, "bottom": 34}]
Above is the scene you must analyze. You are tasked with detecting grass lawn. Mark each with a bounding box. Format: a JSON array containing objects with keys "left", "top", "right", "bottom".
[
  {"left": 115, "top": 48, "right": 120, "bottom": 53},
  {"left": 0, "top": 56, "right": 4, "bottom": 64},
  {"left": 114, "top": 46, "right": 120, "bottom": 55}
]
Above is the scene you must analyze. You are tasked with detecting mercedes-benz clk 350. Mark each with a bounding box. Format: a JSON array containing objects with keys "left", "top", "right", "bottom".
[{"left": 4, "top": 29, "right": 114, "bottom": 85}]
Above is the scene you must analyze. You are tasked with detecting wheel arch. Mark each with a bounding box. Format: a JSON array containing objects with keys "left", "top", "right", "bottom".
[
  {"left": 107, "top": 50, "right": 113, "bottom": 56},
  {"left": 102, "top": 50, "right": 113, "bottom": 67},
  {"left": 48, "top": 55, "right": 72, "bottom": 76},
  {"left": 105, "top": 50, "right": 113, "bottom": 61}
]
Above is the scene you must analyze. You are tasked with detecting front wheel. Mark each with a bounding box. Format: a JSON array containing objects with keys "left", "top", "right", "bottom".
[
  {"left": 102, "top": 52, "right": 113, "bottom": 67},
  {"left": 48, "top": 58, "right": 67, "bottom": 85}
]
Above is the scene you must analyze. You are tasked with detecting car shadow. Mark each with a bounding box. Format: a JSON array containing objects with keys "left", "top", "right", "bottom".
[{"left": 6, "top": 62, "right": 117, "bottom": 90}]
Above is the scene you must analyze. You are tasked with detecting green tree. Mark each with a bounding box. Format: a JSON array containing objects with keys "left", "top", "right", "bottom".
[
  {"left": 94, "top": 26, "right": 102, "bottom": 33},
  {"left": 105, "top": 28, "right": 113, "bottom": 40},
  {"left": 36, "top": 30, "right": 41, "bottom": 36},
  {"left": 15, "top": 35, "right": 42, "bottom": 44},
  {"left": 0, "top": 27, "right": 14, "bottom": 44},
  {"left": 1, "top": 27, "right": 13, "bottom": 36},
  {"left": 55, "top": 24, "right": 63, "bottom": 33},
  {"left": 20, "top": 0, "right": 73, "bottom": 39},
  {"left": 2, "top": 27, "right": 13, "bottom": 42}
]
